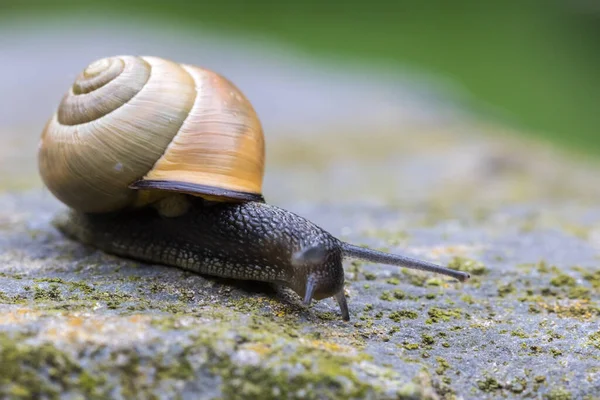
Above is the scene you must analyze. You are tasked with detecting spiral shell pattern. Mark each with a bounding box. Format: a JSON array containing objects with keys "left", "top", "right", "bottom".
[{"left": 38, "top": 56, "right": 265, "bottom": 213}]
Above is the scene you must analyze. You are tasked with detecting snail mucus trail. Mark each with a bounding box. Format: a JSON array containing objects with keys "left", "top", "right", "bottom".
[{"left": 39, "top": 55, "right": 470, "bottom": 321}]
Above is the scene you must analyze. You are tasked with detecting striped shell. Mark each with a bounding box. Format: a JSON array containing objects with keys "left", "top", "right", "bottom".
[{"left": 38, "top": 55, "right": 265, "bottom": 213}]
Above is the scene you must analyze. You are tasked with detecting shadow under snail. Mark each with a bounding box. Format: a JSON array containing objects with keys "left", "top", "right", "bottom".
[{"left": 37, "top": 55, "right": 470, "bottom": 321}]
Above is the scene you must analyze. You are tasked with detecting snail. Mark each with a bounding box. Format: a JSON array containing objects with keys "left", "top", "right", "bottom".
[{"left": 37, "top": 55, "right": 470, "bottom": 321}]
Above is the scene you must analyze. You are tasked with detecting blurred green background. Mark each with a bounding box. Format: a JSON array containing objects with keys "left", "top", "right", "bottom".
[{"left": 2, "top": 0, "right": 599, "bottom": 155}]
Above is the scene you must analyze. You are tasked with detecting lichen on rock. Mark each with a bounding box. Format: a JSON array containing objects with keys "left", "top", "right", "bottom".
[{"left": 2, "top": 112, "right": 600, "bottom": 399}]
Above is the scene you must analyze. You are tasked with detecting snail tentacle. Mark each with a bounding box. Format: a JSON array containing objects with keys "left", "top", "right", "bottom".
[
  {"left": 341, "top": 243, "right": 470, "bottom": 282},
  {"left": 335, "top": 291, "right": 350, "bottom": 321},
  {"left": 303, "top": 275, "right": 317, "bottom": 305}
]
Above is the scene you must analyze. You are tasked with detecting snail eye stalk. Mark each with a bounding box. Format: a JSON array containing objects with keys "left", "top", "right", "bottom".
[{"left": 341, "top": 243, "right": 470, "bottom": 282}]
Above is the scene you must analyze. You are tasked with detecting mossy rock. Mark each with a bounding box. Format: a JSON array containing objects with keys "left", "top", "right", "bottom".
[{"left": 1, "top": 190, "right": 599, "bottom": 399}]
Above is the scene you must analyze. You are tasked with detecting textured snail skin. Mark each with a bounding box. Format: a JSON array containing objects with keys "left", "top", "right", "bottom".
[
  {"left": 53, "top": 195, "right": 470, "bottom": 321},
  {"left": 54, "top": 196, "right": 350, "bottom": 320}
]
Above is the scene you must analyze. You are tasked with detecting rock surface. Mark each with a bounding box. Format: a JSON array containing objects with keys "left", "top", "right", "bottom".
[
  {"left": 2, "top": 19, "right": 600, "bottom": 400},
  {"left": 2, "top": 128, "right": 600, "bottom": 399}
]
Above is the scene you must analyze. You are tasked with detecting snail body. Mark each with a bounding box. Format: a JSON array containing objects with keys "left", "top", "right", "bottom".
[{"left": 39, "top": 55, "right": 469, "bottom": 321}]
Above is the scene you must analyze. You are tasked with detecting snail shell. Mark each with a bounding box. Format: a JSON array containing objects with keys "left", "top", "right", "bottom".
[{"left": 38, "top": 55, "right": 265, "bottom": 213}]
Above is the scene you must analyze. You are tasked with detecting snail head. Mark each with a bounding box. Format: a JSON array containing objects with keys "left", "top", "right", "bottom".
[{"left": 291, "top": 243, "right": 349, "bottom": 321}]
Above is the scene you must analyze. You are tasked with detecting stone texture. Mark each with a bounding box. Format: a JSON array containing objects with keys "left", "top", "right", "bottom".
[
  {"left": 2, "top": 127, "right": 600, "bottom": 399},
  {"left": 1, "top": 19, "right": 600, "bottom": 400}
]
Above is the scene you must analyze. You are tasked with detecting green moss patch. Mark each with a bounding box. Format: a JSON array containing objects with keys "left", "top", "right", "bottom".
[
  {"left": 567, "top": 286, "right": 590, "bottom": 300},
  {"left": 550, "top": 274, "right": 576, "bottom": 287},
  {"left": 33, "top": 284, "right": 63, "bottom": 301},
  {"left": 402, "top": 343, "right": 420, "bottom": 350},
  {"left": 537, "top": 300, "right": 600, "bottom": 320},
  {"left": 0, "top": 332, "right": 106, "bottom": 399},
  {"left": 426, "top": 307, "right": 464, "bottom": 324},
  {"left": 544, "top": 387, "right": 572, "bottom": 400},
  {"left": 421, "top": 334, "right": 435, "bottom": 346},
  {"left": 583, "top": 270, "right": 600, "bottom": 291},
  {"left": 0, "top": 291, "right": 26, "bottom": 305},
  {"left": 447, "top": 257, "right": 488, "bottom": 276},
  {"left": 435, "top": 357, "right": 450, "bottom": 375},
  {"left": 588, "top": 331, "right": 600, "bottom": 350},
  {"left": 498, "top": 282, "right": 516, "bottom": 297},
  {"left": 379, "top": 289, "right": 406, "bottom": 301},
  {"left": 389, "top": 310, "right": 418, "bottom": 322},
  {"left": 477, "top": 377, "right": 502, "bottom": 393}
]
